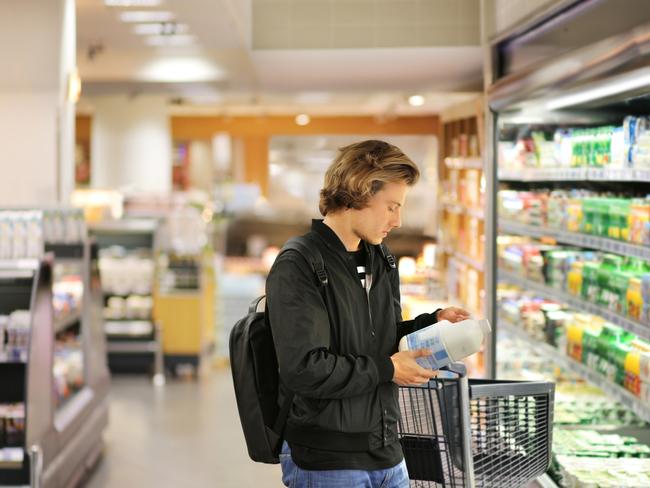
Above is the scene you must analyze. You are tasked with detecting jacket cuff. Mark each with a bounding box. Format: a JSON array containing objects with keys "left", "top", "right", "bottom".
[
  {"left": 413, "top": 309, "right": 441, "bottom": 330},
  {"left": 432, "top": 308, "right": 443, "bottom": 323},
  {"left": 374, "top": 356, "right": 395, "bottom": 383}
]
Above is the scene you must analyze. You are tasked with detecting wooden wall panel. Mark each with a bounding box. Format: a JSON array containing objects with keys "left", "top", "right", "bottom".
[{"left": 170, "top": 115, "right": 440, "bottom": 140}]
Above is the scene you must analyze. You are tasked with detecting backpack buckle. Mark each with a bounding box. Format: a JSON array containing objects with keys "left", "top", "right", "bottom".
[
  {"left": 315, "top": 267, "right": 328, "bottom": 286},
  {"left": 386, "top": 253, "right": 396, "bottom": 269}
]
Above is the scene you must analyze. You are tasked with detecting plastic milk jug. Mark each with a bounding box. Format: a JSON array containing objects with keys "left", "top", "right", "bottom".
[{"left": 398, "top": 318, "right": 492, "bottom": 370}]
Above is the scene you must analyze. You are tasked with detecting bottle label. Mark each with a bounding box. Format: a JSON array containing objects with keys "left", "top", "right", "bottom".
[{"left": 406, "top": 328, "right": 451, "bottom": 370}]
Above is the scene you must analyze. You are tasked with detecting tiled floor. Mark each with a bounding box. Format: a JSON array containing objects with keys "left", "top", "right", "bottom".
[
  {"left": 81, "top": 368, "right": 548, "bottom": 488},
  {"left": 83, "top": 368, "right": 283, "bottom": 488}
]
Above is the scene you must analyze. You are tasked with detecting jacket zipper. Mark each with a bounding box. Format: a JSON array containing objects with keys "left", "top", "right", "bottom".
[
  {"left": 365, "top": 245, "right": 374, "bottom": 332},
  {"left": 365, "top": 272, "right": 373, "bottom": 326}
]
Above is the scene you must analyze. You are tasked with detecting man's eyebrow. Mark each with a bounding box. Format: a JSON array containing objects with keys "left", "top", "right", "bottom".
[{"left": 389, "top": 200, "right": 402, "bottom": 207}]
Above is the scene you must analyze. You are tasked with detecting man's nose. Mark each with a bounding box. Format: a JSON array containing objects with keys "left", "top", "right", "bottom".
[{"left": 391, "top": 209, "right": 402, "bottom": 229}]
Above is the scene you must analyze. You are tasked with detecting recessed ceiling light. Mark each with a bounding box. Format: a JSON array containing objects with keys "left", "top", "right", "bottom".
[
  {"left": 295, "top": 114, "right": 311, "bottom": 126},
  {"left": 134, "top": 22, "right": 188, "bottom": 36},
  {"left": 119, "top": 11, "right": 174, "bottom": 22},
  {"left": 105, "top": 0, "right": 162, "bottom": 6},
  {"left": 408, "top": 94, "right": 425, "bottom": 107},
  {"left": 145, "top": 34, "right": 196, "bottom": 46}
]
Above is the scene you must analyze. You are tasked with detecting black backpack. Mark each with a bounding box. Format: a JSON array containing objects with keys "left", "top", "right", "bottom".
[
  {"left": 229, "top": 235, "right": 396, "bottom": 464},
  {"left": 229, "top": 236, "right": 327, "bottom": 464}
]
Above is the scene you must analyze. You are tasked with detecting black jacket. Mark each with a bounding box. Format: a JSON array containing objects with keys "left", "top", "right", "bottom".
[{"left": 266, "top": 220, "right": 439, "bottom": 470}]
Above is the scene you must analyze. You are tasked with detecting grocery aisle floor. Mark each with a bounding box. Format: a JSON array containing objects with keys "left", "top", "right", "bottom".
[{"left": 84, "top": 368, "right": 282, "bottom": 488}]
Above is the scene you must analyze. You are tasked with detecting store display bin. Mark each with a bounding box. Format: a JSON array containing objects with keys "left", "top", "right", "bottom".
[{"left": 398, "top": 363, "right": 554, "bottom": 487}]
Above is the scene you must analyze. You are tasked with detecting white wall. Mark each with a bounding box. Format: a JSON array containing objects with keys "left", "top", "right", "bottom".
[
  {"left": 0, "top": 94, "right": 59, "bottom": 205},
  {"left": 91, "top": 95, "right": 172, "bottom": 193},
  {"left": 0, "top": 0, "right": 76, "bottom": 206}
]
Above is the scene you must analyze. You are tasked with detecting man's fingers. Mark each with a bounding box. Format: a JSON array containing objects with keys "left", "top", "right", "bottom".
[
  {"left": 411, "top": 348, "right": 432, "bottom": 358},
  {"left": 419, "top": 367, "right": 436, "bottom": 377}
]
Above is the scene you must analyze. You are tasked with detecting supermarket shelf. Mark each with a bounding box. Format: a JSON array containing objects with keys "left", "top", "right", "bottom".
[
  {"left": 104, "top": 320, "right": 153, "bottom": 337},
  {"left": 498, "top": 319, "right": 650, "bottom": 424},
  {"left": 90, "top": 219, "right": 158, "bottom": 234},
  {"left": 443, "top": 203, "right": 485, "bottom": 220},
  {"left": 45, "top": 243, "right": 84, "bottom": 259},
  {"left": 498, "top": 270, "right": 650, "bottom": 341},
  {"left": 54, "top": 311, "right": 81, "bottom": 334},
  {"left": 0, "top": 357, "right": 26, "bottom": 364},
  {"left": 106, "top": 340, "right": 159, "bottom": 354},
  {"left": 0, "top": 448, "right": 24, "bottom": 470},
  {"left": 500, "top": 220, "right": 650, "bottom": 261},
  {"left": 54, "top": 387, "right": 93, "bottom": 432},
  {"left": 103, "top": 291, "right": 152, "bottom": 298},
  {"left": 445, "top": 157, "right": 483, "bottom": 170},
  {"left": 447, "top": 249, "right": 485, "bottom": 273},
  {"left": 0, "top": 259, "right": 39, "bottom": 271},
  {"left": 499, "top": 167, "right": 650, "bottom": 182}
]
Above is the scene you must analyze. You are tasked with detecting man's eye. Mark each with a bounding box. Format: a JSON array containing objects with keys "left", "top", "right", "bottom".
[{"left": 388, "top": 206, "right": 396, "bottom": 212}]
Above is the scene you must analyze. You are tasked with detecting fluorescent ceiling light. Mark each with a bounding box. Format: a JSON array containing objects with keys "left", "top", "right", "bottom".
[
  {"left": 546, "top": 67, "right": 650, "bottom": 110},
  {"left": 119, "top": 10, "right": 173, "bottom": 22},
  {"left": 138, "top": 57, "right": 225, "bottom": 82},
  {"left": 106, "top": 0, "right": 162, "bottom": 6},
  {"left": 145, "top": 35, "right": 196, "bottom": 46},
  {"left": 134, "top": 22, "right": 188, "bottom": 36},
  {"left": 408, "top": 94, "right": 425, "bottom": 107}
]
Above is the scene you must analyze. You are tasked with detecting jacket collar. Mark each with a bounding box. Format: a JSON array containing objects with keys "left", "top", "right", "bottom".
[{"left": 311, "top": 219, "right": 376, "bottom": 266}]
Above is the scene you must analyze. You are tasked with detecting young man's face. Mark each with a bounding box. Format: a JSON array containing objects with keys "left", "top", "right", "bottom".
[{"left": 351, "top": 181, "right": 408, "bottom": 245}]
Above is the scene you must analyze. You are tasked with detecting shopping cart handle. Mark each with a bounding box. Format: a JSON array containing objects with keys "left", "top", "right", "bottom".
[{"left": 440, "top": 362, "right": 467, "bottom": 377}]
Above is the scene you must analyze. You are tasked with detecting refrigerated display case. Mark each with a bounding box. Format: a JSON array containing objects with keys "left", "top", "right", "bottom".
[
  {"left": 90, "top": 219, "right": 164, "bottom": 384},
  {"left": 486, "top": 2, "right": 650, "bottom": 486},
  {"left": 0, "top": 210, "right": 109, "bottom": 487}
]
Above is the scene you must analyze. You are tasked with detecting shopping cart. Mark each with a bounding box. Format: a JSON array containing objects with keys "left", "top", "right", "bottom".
[{"left": 398, "top": 363, "right": 555, "bottom": 488}]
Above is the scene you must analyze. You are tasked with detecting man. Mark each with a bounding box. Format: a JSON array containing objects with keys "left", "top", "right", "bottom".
[{"left": 266, "top": 140, "right": 470, "bottom": 488}]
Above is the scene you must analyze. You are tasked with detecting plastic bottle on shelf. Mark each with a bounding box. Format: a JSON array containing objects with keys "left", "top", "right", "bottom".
[{"left": 398, "top": 318, "right": 491, "bottom": 371}]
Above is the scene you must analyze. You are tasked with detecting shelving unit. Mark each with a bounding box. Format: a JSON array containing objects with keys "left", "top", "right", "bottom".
[
  {"left": 500, "top": 221, "right": 650, "bottom": 261},
  {"left": 442, "top": 202, "right": 485, "bottom": 220},
  {"left": 90, "top": 219, "right": 164, "bottom": 384},
  {"left": 487, "top": 8, "right": 650, "bottom": 487},
  {"left": 498, "top": 318, "right": 650, "bottom": 423},
  {"left": 439, "top": 104, "right": 486, "bottom": 325},
  {"left": 154, "top": 249, "right": 216, "bottom": 376},
  {"left": 444, "top": 156, "right": 483, "bottom": 170},
  {"left": 498, "top": 270, "right": 650, "bottom": 341},
  {"left": 53, "top": 311, "right": 82, "bottom": 335},
  {"left": 0, "top": 248, "right": 109, "bottom": 487},
  {"left": 443, "top": 245, "right": 485, "bottom": 274},
  {"left": 499, "top": 167, "right": 650, "bottom": 182}
]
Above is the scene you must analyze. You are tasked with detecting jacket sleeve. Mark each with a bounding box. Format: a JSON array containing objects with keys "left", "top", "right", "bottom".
[
  {"left": 267, "top": 251, "right": 394, "bottom": 400},
  {"left": 390, "top": 267, "right": 440, "bottom": 344}
]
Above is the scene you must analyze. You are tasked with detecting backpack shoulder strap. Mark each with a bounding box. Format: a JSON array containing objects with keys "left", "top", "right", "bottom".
[
  {"left": 377, "top": 243, "right": 397, "bottom": 271},
  {"left": 282, "top": 235, "right": 328, "bottom": 286}
]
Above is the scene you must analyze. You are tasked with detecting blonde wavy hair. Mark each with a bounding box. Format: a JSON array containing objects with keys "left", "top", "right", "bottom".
[{"left": 319, "top": 140, "right": 420, "bottom": 216}]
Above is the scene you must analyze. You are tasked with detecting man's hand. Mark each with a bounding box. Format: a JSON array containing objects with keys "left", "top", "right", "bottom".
[
  {"left": 437, "top": 307, "right": 471, "bottom": 323},
  {"left": 390, "top": 349, "right": 437, "bottom": 386}
]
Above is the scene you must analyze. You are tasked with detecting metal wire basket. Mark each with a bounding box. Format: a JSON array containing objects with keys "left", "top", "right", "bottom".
[{"left": 398, "top": 363, "right": 555, "bottom": 488}]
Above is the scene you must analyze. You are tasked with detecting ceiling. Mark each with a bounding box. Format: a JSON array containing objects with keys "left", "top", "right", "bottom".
[{"left": 76, "top": 0, "right": 484, "bottom": 116}]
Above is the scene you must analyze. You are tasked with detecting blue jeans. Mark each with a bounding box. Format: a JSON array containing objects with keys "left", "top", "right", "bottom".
[{"left": 279, "top": 442, "right": 410, "bottom": 488}]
